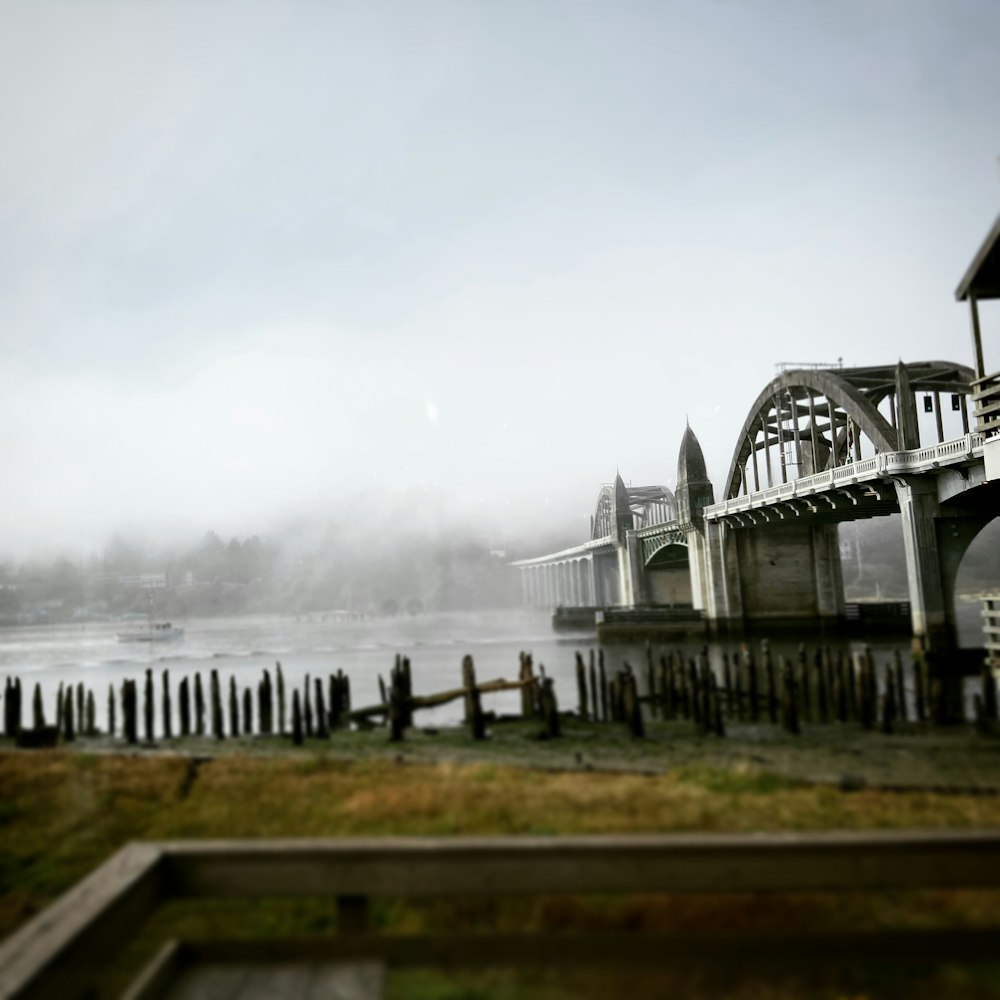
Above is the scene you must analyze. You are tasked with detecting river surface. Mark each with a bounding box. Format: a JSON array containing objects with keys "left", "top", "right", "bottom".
[{"left": 0, "top": 603, "right": 988, "bottom": 734}]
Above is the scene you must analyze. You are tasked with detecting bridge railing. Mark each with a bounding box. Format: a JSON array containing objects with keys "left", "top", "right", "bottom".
[{"left": 706, "top": 433, "right": 985, "bottom": 520}]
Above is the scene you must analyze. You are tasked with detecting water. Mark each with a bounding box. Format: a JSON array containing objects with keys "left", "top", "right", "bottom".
[{"left": 0, "top": 604, "right": 987, "bottom": 735}]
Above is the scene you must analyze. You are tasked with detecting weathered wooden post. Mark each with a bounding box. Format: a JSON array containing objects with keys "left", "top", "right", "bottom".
[
  {"left": 540, "top": 676, "right": 560, "bottom": 738},
  {"left": 797, "top": 644, "right": 810, "bottom": 723},
  {"left": 162, "top": 671, "right": 172, "bottom": 740},
  {"left": 744, "top": 646, "right": 759, "bottom": 723},
  {"left": 644, "top": 642, "right": 657, "bottom": 720},
  {"left": 698, "top": 651, "right": 712, "bottom": 733},
  {"left": 847, "top": 650, "right": 860, "bottom": 721},
  {"left": 276, "top": 662, "right": 286, "bottom": 736},
  {"left": 124, "top": 679, "right": 137, "bottom": 744},
  {"left": 982, "top": 661, "right": 999, "bottom": 723},
  {"left": 589, "top": 650, "right": 599, "bottom": 723},
  {"left": 194, "top": 674, "right": 205, "bottom": 736},
  {"left": 179, "top": 677, "right": 191, "bottom": 737},
  {"left": 32, "top": 683, "right": 44, "bottom": 731},
  {"left": 598, "top": 649, "right": 609, "bottom": 722},
  {"left": 76, "top": 683, "right": 85, "bottom": 735},
  {"left": 209, "top": 671, "right": 223, "bottom": 739},
  {"left": 144, "top": 669, "right": 154, "bottom": 742},
  {"left": 260, "top": 669, "right": 273, "bottom": 735},
  {"left": 881, "top": 664, "right": 897, "bottom": 734},
  {"left": 303, "top": 673, "right": 314, "bottom": 737},
  {"left": 816, "top": 648, "right": 830, "bottom": 724},
  {"left": 469, "top": 683, "right": 486, "bottom": 741},
  {"left": 63, "top": 688, "right": 75, "bottom": 742},
  {"left": 401, "top": 657, "right": 414, "bottom": 728},
  {"left": 243, "top": 687, "right": 253, "bottom": 735},
  {"left": 108, "top": 684, "right": 116, "bottom": 739},
  {"left": 761, "top": 640, "right": 777, "bottom": 725},
  {"left": 314, "top": 678, "right": 328, "bottom": 739},
  {"left": 722, "top": 652, "right": 733, "bottom": 718},
  {"left": 292, "top": 689, "right": 303, "bottom": 746},
  {"left": 462, "top": 655, "right": 477, "bottom": 723},
  {"left": 622, "top": 667, "right": 644, "bottom": 739},
  {"left": 85, "top": 690, "right": 96, "bottom": 736},
  {"left": 55, "top": 681, "right": 64, "bottom": 736},
  {"left": 710, "top": 671, "right": 726, "bottom": 737},
  {"left": 388, "top": 670, "right": 405, "bottom": 743},
  {"left": 228, "top": 677, "right": 239, "bottom": 737},
  {"left": 893, "top": 650, "right": 908, "bottom": 723},
  {"left": 575, "top": 652, "right": 588, "bottom": 720},
  {"left": 780, "top": 656, "right": 800, "bottom": 736}
]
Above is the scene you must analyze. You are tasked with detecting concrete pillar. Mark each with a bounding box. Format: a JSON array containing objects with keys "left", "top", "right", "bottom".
[
  {"left": 894, "top": 477, "right": 949, "bottom": 646},
  {"left": 625, "top": 533, "right": 646, "bottom": 607},
  {"left": 811, "top": 524, "right": 845, "bottom": 620},
  {"left": 616, "top": 542, "right": 633, "bottom": 607},
  {"left": 585, "top": 557, "right": 596, "bottom": 605},
  {"left": 702, "top": 520, "right": 743, "bottom": 624}
]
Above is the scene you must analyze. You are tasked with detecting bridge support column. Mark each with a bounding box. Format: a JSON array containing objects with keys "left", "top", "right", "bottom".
[
  {"left": 703, "top": 521, "right": 743, "bottom": 625},
  {"left": 895, "top": 478, "right": 950, "bottom": 647},
  {"left": 625, "top": 533, "right": 646, "bottom": 607}
]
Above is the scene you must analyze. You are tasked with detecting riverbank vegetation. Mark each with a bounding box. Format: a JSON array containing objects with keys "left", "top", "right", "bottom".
[{"left": 3, "top": 740, "right": 1000, "bottom": 997}]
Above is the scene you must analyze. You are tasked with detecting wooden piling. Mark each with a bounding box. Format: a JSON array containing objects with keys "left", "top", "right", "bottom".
[
  {"left": 303, "top": 674, "right": 314, "bottom": 737},
  {"left": 622, "top": 667, "right": 644, "bottom": 738},
  {"left": 243, "top": 687, "right": 253, "bottom": 736},
  {"left": 276, "top": 662, "right": 286, "bottom": 736},
  {"left": 797, "top": 644, "right": 810, "bottom": 723},
  {"left": 229, "top": 677, "right": 240, "bottom": 737},
  {"left": 881, "top": 664, "right": 897, "bottom": 734},
  {"left": 779, "top": 656, "right": 800, "bottom": 736},
  {"left": 540, "top": 676, "right": 560, "bottom": 738},
  {"left": 292, "top": 689, "right": 303, "bottom": 746},
  {"left": 982, "top": 663, "right": 998, "bottom": 723},
  {"left": 469, "top": 683, "right": 486, "bottom": 741},
  {"left": 314, "top": 678, "right": 328, "bottom": 739},
  {"left": 462, "top": 655, "right": 477, "bottom": 723},
  {"left": 108, "top": 683, "right": 116, "bottom": 739},
  {"left": 588, "top": 650, "right": 599, "bottom": 723},
  {"left": 211, "top": 670, "right": 224, "bottom": 740},
  {"left": 144, "top": 670, "right": 154, "bottom": 743},
  {"left": 644, "top": 642, "right": 656, "bottom": 721},
  {"left": 194, "top": 674, "right": 205, "bottom": 736},
  {"left": 85, "top": 690, "right": 95, "bottom": 736},
  {"left": 179, "top": 677, "right": 191, "bottom": 737},
  {"left": 816, "top": 648, "right": 830, "bottom": 724},
  {"left": 745, "top": 646, "right": 759, "bottom": 723},
  {"left": 761, "top": 640, "right": 777, "bottom": 725},
  {"left": 575, "top": 652, "right": 588, "bottom": 721},
  {"left": 63, "top": 688, "right": 75, "bottom": 742},
  {"left": 124, "top": 679, "right": 137, "bottom": 744},
  {"left": 32, "top": 683, "right": 44, "bottom": 731},
  {"left": 162, "top": 671, "right": 172, "bottom": 740},
  {"left": 598, "top": 651, "right": 609, "bottom": 723}
]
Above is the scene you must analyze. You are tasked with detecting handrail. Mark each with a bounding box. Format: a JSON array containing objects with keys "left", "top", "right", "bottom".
[
  {"left": 4, "top": 832, "right": 1000, "bottom": 998},
  {"left": 707, "top": 433, "right": 985, "bottom": 520}
]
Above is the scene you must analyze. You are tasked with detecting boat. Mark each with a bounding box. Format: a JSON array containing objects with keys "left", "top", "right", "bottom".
[{"left": 115, "top": 622, "right": 185, "bottom": 643}]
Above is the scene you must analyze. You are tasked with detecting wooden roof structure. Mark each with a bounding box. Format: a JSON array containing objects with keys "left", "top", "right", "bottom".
[{"left": 955, "top": 213, "right": 1000, "bottom": 302}]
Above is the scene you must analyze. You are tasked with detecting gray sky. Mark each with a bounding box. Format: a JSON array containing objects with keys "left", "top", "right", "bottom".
[{"left": 1, "top": 0, "right": 999, "bottom": 557}]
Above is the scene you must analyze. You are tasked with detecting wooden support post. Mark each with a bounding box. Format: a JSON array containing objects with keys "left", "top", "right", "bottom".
[
  {"left": 179, "top": 677, "right": 191, "bottom": 737},
  {"left": 211, "top": 670, "right": 224, "bottom": 740},
  {"left": 303, "top": 674, "right": 313, "bottom": 737},
  {"left": 276, "top": 662, "right": 286, "bottom": 736},
  {"left": 599, "top": 650, "right": 609, "bottom": 723},
  {"left": 292, "top": 689, "right": 303, "bottom": 746},
  {"left": 195, "top": 674, "right": 205, "bottom": 737},
  {"left": 107, "top": 683, "right": 116, "bottom": 739},
  {"left": 229, "top": 677, "right": 240, "bottom": 738},
  {"left": 162, "top": 671, "right": 172, "bottom": 740},
  {"left": 575, "top": 652, "right": 588, "bottom": 720},
  {"left": 314, "top": 678, "right": 328, "bottom": 739},
  {"left": 144, "top": 670, "right": 154, "bottom": 743},
  {"left": 589, "top": 651, "right": 598, "bottom": 724},
  {"left": 243, "top": 687, "right": 253, "bottom": 737},
  {"left": 762, "top": 640, "right": 777, "bottom": 725}
]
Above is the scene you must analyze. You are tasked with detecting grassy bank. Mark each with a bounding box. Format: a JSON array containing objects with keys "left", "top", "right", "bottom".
[{"left": 3, "top": 731, "right": 1000, "bottom": 997}]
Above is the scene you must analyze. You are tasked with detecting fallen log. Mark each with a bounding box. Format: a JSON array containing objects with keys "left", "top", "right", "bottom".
[{"left": 347, "top": 677, "right": 538, "bottom": 723}]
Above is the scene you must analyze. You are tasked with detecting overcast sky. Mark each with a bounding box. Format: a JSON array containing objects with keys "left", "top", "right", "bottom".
[{"left": 1, "top": 0, "right": 999, "bottom": 557}]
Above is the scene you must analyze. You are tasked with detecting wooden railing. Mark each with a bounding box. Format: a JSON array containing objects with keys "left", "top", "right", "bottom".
[
  {"left": 972, "top": 369, "right": 1000, "bottom": 435},
  {"left": 985, "top": 595, "right": 1000, "bottom": 664},
  {"left": 3, "top": 832, "right": 1000, "bottom": 998}
]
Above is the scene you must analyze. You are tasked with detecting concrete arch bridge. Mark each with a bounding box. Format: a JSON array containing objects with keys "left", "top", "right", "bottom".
[{"left": 513, "top": 360, "right": 997, "bottom": 647}]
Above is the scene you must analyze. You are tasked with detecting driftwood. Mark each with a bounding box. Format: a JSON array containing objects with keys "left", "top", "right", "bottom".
[{"left": 347, "top": 676, "right": 538, "bottom": 723}]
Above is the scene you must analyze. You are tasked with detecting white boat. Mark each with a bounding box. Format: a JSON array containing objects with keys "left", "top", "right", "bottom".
[{"left": 115, "top": 622, "right": 185, "bottom": 643}]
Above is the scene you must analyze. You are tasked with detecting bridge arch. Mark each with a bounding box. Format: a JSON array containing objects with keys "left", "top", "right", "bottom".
[{"left": 723, "top": 362, "right": 976, "bottom": 500}]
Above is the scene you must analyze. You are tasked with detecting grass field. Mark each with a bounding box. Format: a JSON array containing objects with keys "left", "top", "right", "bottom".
[{"left": 3, "top": 720, "right": 1000, "bottom": 997}]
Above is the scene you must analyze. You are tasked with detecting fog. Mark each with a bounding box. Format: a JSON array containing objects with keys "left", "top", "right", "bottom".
[{"left": 2, "top": 1, "right": 999, "bottom": 560}]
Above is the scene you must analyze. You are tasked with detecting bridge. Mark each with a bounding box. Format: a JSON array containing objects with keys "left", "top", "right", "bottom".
[{"left": 512, "top": 215, "right": 1000, "bottom": 649}]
